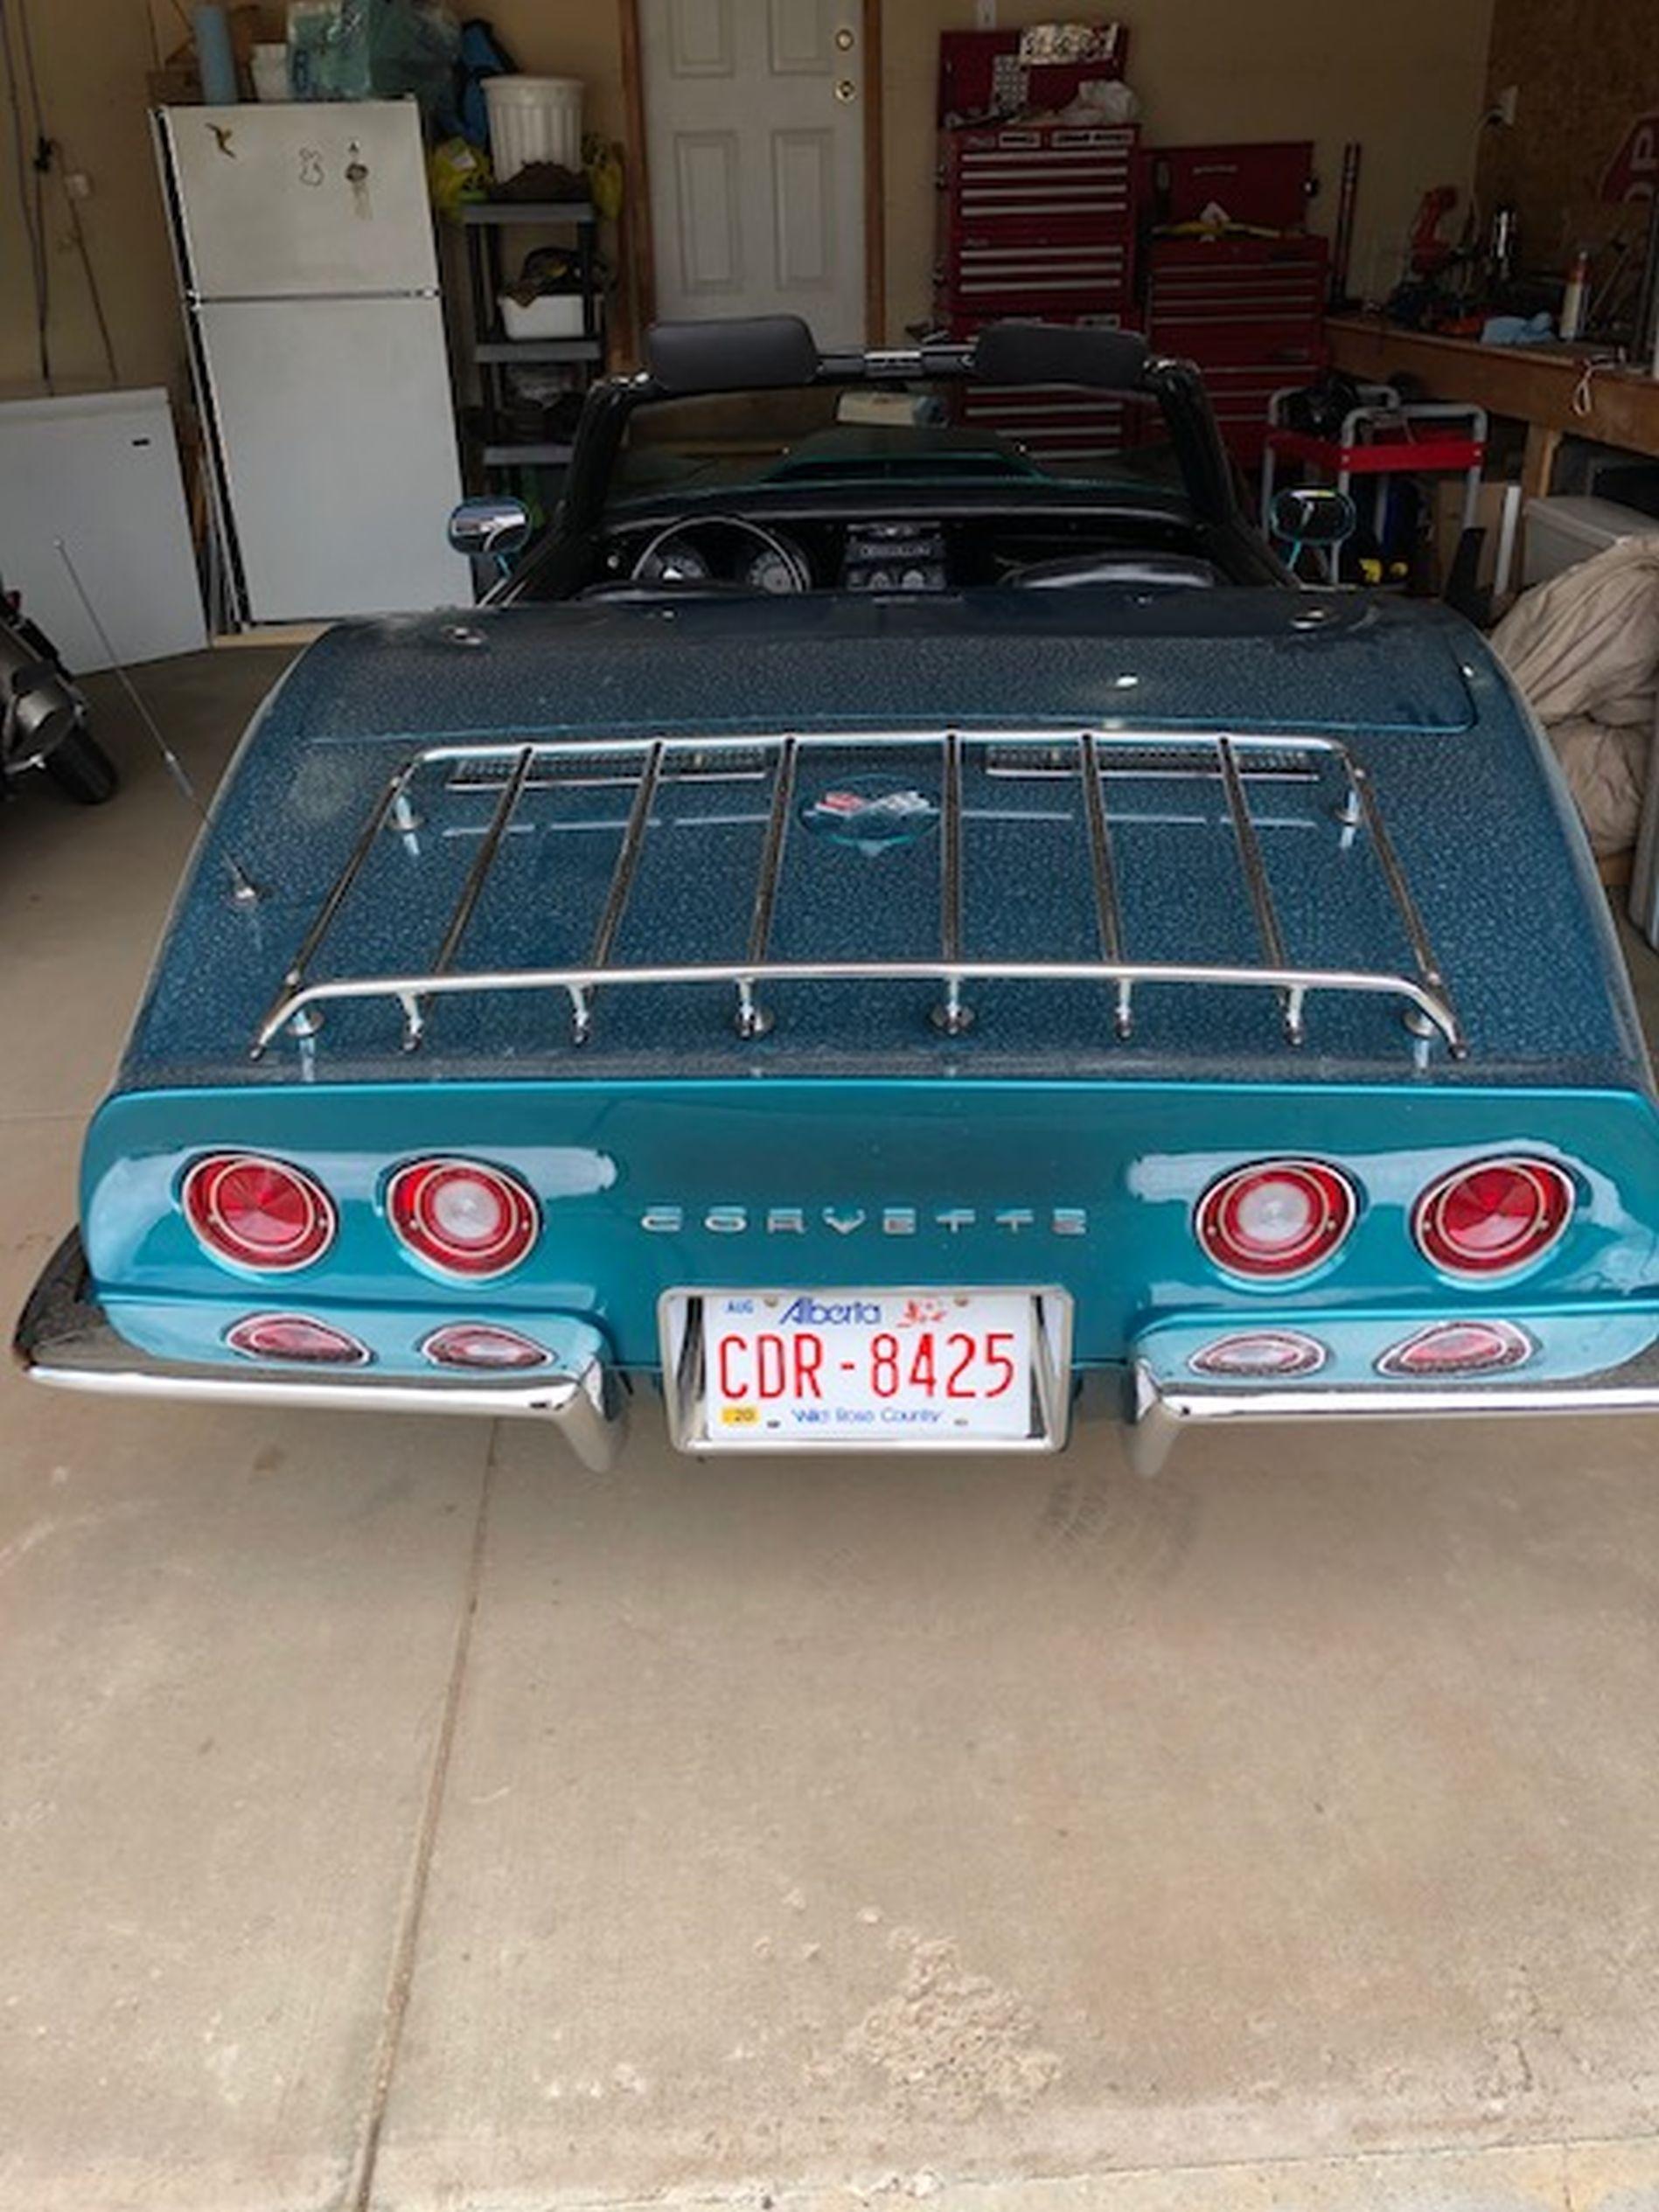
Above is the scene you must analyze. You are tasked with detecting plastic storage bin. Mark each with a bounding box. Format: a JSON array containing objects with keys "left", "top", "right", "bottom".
[
  {"left": 484, "top": 77, "right": 583, "bottom": 184},
  {"left": 1523, "top": 495, "right": 1659, "bottom": 587},
  {"left": 498, "top": 292, "right": 586, "bottom": 339}
]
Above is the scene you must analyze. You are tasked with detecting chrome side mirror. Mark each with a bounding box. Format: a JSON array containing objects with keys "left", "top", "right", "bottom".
[
  {"left": 448, "top": 495, "right": 531, "bottom": 560},
  {"left": 1269, "top": 485, "right": 1356, "bottom": 547}
]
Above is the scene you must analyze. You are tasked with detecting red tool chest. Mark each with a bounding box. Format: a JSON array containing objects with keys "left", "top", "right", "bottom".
[
  {"left": 1141, "top": 142, "right": 1326, "bottom": 469},
  {"left": 1145, "top": 233, "right": 1328, "bottom": 464},
  {"left": 954, "top": 370, "right": 1140, "bottom": 470},
  {"left": 1144, "top": 139, "right": 1315, "bottom": 232},
  {"left": 936, "top": 122, "right": 1140, "bottom": 330},
  {"left": 935, "top": 116, "right": 1327, "bottom": 473},
  {"left": 935, "top": 118, "right": 1141, "bottom": 467},
  {"left": 937, "top": 26, "right": 1129, "bottom": 128}
]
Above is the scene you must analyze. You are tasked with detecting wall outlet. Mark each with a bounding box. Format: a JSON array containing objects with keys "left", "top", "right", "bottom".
[
  {"left": 64, "top": 170, "right": 92, "bottom": 200},
  {"left": 975, "top": 0, "right": 997, "bottom": 25}
]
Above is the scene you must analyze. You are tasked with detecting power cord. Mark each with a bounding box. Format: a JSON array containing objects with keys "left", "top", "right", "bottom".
[
  {"left": 14, "top": 0, "right": 52, "bottom": 379},
  {"left": 1570, "top": 356, "right": 1623, "bottom": 419},
  {"left": 0, "top": 0, "right": 48, "bottom": 383},
  {"left": 3, "top": 0, "right": 119, "bottom": 387}
]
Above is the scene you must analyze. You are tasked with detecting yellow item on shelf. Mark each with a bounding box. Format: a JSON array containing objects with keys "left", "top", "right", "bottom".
[
  {"left": 429, "top": 136, "right": 491, "bottom": 212},
  {"left": 584, "top": 136, "right": 624, "bottom": 223}
]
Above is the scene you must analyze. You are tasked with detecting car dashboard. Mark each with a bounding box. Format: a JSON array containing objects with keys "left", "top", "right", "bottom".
[{"left": 588, "top": 510, "right": 1226, "bottom": 597}]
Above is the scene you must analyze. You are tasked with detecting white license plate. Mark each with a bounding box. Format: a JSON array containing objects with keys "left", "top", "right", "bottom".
[{"left": 664, "top": 1290, "right": 1070, "bottom": 1451}]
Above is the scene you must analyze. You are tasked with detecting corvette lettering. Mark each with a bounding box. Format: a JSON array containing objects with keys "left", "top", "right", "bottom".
[{"left": 640, "top": 1205, "right": 1088, "bottom": 1236}]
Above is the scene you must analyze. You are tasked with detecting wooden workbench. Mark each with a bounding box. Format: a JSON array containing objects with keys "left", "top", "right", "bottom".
[{"left": 1326, "top": 314, "right": 1659, "bottom": 497}]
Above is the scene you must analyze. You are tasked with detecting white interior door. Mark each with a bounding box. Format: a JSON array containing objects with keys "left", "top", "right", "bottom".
[{"left": 641, "top": 0, "right": 866, "bottom": 346}]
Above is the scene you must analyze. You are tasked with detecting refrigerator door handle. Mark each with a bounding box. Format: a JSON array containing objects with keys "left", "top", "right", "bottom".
[{"left": 186, "top": 290, "right": 443, "bottom": 307}]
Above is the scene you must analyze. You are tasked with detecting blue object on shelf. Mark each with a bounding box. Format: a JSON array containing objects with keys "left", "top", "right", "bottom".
[{"left": 194, "top": 4, "right": 239, "bottom": 103}]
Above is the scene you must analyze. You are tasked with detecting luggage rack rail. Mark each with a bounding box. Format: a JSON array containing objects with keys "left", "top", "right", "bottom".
[{"left": 249, "top": 728, "right": 1467, "bottom": 1061}]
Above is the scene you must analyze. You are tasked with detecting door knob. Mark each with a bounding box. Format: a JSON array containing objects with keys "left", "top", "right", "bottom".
[{"left": 834, "top": 24, "right": 854, "bottom": 48}]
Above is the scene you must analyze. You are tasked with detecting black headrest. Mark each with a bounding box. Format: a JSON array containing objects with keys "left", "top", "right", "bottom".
[
  {"left": 645, "top": 316, "right": 821, "bottom": 394},
  {"left": 972, "top": 320, "right": 1150, "bottom": 393}
]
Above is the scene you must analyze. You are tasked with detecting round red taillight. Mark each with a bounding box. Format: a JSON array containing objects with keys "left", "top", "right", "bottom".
[
  {"left": 226, "top": 1312, "right": 370, "bottom": 1365},
  {"left": 1189, "top": 1329, "right": 1328, "bottom": 1379},
  {"left": 183, "top": 1152, "right": 336, "bottom": 1272},
  {"left": 421, "top": 1321, "right": 551, "bottom": 1371},
  {"left": 386, "top": 1158, "right": 539, "bottom": 1279},
  {"left": 1377, "top": 1319, "right": 1534, "bottom": 1377},
  {"left": 1194, "top": 1159, "right": 1357, "bottom": 1280},
  {"left": 1412, "top": 1158, "right": 1573, "bottom": 1277}
]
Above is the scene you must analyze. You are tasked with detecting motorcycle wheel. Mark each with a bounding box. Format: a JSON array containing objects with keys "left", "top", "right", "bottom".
[{"left": 43, "top": 727, "right": 119, "bottom": 805}]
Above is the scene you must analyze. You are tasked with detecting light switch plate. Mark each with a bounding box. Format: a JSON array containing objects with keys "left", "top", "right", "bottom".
[{"left": 975, "top": 0, "right": 997, "bottom": 24}]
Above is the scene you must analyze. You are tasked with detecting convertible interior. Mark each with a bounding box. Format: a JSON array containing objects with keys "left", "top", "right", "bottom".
[
  {"left": 586, "top": 504, "right": 1226, "bottom": 602},
  {"left": 505, "top": 318, "right": 1279, "bottom": 605}
]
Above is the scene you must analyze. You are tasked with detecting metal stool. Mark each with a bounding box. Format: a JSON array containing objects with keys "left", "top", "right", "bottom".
[{"left": 1262, "top": 386, "right": 1488, "bottom": 581}]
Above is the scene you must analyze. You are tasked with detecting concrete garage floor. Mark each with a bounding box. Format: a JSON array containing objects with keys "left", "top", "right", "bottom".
[{"left": 5, "top": 653, "right": 1659, "bottom": 2212}]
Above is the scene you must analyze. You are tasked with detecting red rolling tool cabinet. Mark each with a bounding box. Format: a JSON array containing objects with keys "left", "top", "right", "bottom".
[
  {"left": 936, "top": 122, "right": 1140, "bottom": 330},
  {"left": 935, "top": 122, "right": 1142, "bottom": 465},
  {"left": 1142, "top": 141, "right": 1328, "bottom": 469}
]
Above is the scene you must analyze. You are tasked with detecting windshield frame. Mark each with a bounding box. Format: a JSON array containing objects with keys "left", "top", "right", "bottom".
[
  {"left": 602, "top": 396, "right": 1182, "bottom": 512},
  {"left": 554, "top": 341, "right": 1240, "bottom": 546}
]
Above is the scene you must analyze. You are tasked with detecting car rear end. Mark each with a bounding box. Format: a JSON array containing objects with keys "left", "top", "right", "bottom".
[
  {"left": 17, "top": 595, "right": 1659, "bottom": 1469},
  {"left": 24, "top": 1062, "right": 1659, "bottom": 1475}
]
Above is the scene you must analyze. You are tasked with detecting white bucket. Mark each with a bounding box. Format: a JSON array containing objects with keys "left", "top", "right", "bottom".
[
  {"left": 484, "top": 76, "right": 584, "bottom": 184},
  {"left": 250, "top": 43, "right": 290, "bottom": 101}
]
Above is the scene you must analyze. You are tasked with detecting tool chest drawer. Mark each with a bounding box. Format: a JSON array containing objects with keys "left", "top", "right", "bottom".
[
  {"left": 955, "top": 379, "right": 1130, "bottom": 467},
  {"left": 937, "top": 122, "right": 1140, "bottom": 323},
  {"left": 942, "top": 124, "right": 1138, "bottom": 224},
  {"left": 941, "top": 234, "right": 1133, "bottom": 310},
  {"left": 1147, "top": 237, "right": 1326, "bottom": 319},
  {"left": 1145, "top": 234, "right": 1328, "bottom": 464}
]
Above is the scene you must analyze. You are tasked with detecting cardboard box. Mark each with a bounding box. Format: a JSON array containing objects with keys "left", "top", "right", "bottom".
[{"left": 1432, "top": 476, "right": 1520, "bottom": 597}]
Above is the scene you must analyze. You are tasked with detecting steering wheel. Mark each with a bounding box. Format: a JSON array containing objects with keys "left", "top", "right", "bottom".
[{"left": 629, "top": 513, "right": 812, "bottom": 594}]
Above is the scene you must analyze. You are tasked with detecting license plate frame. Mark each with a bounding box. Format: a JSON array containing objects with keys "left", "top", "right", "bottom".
[{"left": 659, "top": 1288, "right": 1074, "bottom": 1453}]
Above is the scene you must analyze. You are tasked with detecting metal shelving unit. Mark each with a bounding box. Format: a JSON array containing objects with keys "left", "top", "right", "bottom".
[{"left": 456, "top": 199, "right": 603, "bottom": 483}]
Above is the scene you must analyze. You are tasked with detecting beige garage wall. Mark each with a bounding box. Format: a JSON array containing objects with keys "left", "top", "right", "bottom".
[
  {"left": 883, "top": 0, "right": 1499, "bottom": 339},
  {"left": 0, "top": 0, "right": 621, "bottom": 402},
  {"left": 0, "top": 1, "right": 181, "bottom": 395},
  {"left": 1, "top": 0, "right": 1495, "bottom": 400}
]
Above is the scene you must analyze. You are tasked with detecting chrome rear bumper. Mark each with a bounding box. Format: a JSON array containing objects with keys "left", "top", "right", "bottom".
[
  {"left": 12, "top": 1233, "right": 624, "bottom": 1474},
  {"left": 17, "top": 1235, "right": 1659, "bottom": 1482},
  {"left": 1127, "top": 1350, "right": 1659, "bottom": 1475}
]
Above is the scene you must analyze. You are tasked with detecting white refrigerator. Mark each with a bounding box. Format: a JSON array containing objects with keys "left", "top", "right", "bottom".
[{"left": 157, "top": 100, "right": 468, "bottom": 624}]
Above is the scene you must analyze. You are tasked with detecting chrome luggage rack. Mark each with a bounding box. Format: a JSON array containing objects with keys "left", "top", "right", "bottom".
[{"left": 249, "top": 727, "right": 1467, "bottom": 1061}]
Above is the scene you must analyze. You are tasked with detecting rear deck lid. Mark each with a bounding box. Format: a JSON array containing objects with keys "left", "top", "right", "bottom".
[{"left": 267, "top": 589, "right": 1481, "bottom": 744}]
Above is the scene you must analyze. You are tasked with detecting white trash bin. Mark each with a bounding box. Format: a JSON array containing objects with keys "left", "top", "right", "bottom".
[
  {"left": 1523, "top": 495, "right": 1659, "bottom": 587},
  {"left": 484, "top": 77, "right": 584, "bottom": 184}
]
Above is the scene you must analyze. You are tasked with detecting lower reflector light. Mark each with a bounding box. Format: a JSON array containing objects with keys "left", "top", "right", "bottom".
[
  {"left": 421, "top": 1322, "right": 551, "bottom": 1372},
  {"left": 1189, "top": 1330, "right": 1328, "bottom": 1379},
  {"left": 227, "top": 1312, "right": 371, "bottom": 1365},
  {"left": 1377, "top": 1319, "right": 1534, "bottom": 1377}
]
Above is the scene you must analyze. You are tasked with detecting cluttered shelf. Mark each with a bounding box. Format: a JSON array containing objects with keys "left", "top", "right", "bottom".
[
  {"left": 473, "top": 336, "right": 603, "bottom": 365},
  {"left": 456, "top": 199, "right": 596, "bottom": 226},
  {"left": 453, "top": 191, "right": 605, "bottom": 483}
]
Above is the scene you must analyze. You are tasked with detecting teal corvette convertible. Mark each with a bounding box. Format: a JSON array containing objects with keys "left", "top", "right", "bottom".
[{"left": 16, "top": 318, "right": 1659, "bottom": 1472}]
